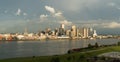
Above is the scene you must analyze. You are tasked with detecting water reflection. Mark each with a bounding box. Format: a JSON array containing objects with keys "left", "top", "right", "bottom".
[{"left": 17, "top": 41, "right": 24, "bottom": 43}]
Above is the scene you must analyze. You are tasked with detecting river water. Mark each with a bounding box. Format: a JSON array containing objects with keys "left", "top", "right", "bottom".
[{"left": 0, "top": 39, "right": 119, "bottom": 59}]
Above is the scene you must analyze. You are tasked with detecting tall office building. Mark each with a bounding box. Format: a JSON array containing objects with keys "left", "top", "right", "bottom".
[
  {"left": 66, "top": 30, "right": 71, "bottom": 36},
  {"left": 78, "top": 28, "right": 84, "bottom": 37},
  {"left": 76, "top": 29, "right": 79, "bottom": 37},
  {"left": 93, "top": 30, "right": 97, "bottom": 37},
  {"left": 61, "top": 24, "right": 65, "bottom": 29},
  {"left": 83, "top": 27, "right": 89, "bottom": 38},
  {"left": 58, "top": 24, "right": 65, "bottom": 36},
  {"left": 89, "top": 28, "right": 94, "bottom": 37},
  {"left": 54, "top": 28, "right": 58, "bottom": 36},
  {"left": 71, "top": 25, "right": 77, "bottom": 37}
]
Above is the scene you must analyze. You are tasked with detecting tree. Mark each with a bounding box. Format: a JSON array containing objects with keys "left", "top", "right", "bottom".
[
  {"left": 95, "top": 42, "right": 99, "bottom": 48},
  {"left": 88, "top": 43, "right": 92, "bottom": 48}
]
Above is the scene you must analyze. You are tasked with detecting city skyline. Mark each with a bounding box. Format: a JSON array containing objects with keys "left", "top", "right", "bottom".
[{"left": 0, "top": 0, "right": 120, "bottom": 34}]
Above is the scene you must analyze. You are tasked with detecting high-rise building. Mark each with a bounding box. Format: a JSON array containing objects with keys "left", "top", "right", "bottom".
[
  {"left": 71, "top": 25, "right": 77, "bottom": 37},
  {"left": 83, "top": 27, "right": 89, "bottom": 38},
  {"left": 54, "top": 28, "right": 58, "bottom": 36},
  {"left": 66, "top": 30, "right": 71, "bottom": 36},
  {"left": 78, "top": 28, "right": 84, "bottom": 37},
  {"left": 93, "top": 30, "right": 97, "bottom": 37},
  {"left": 89, "top": 28, "right": 94, "bottom": 37},
  {"left": 61, "top": 24, "right": 65, "bottom": 29},
  {"left": 58, "top": 24, "right": 65, "bottom": 36},
  {"left": 76, "top": 29, "right": 79, "bottom": 37}
]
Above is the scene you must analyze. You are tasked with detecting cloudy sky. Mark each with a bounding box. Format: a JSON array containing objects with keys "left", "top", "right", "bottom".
[{"left": 0, "top": 0, "right": 120, "bottom": 34}]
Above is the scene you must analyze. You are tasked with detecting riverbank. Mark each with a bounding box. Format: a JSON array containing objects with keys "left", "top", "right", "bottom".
[{"left": 0, "top": 46, "right": 120, "bottom": 62}]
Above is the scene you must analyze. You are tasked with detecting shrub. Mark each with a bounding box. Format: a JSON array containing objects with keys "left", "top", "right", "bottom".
[
  {"left": 118, "top": 42, "right": 120, "bottom": 46},
  {"left": 51, "top": 57, "right": 60, "bottom": 62}
]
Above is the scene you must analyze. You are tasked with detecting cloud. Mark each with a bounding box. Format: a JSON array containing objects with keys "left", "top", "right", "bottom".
[
  {"left": 45, "top": 6, "right": 55, "bottom": 14},
  {"left": 23, "top": 13, "right": 27, "bottom": 16},
  {"left": 46, "top": 0, "right": 120, "bottom": 21},
  {"left": 15, "top": 8, "right": 28, "bottom": 17},
  {"left": 108, "top": 2, "right": 116, "bottom": 7},
  {"left": 102, "top": 22, "right": 120, "bottom": 28},
  {"left": 45, "top": 5, "right": 63, "bottom": 17},
  {"left": 58, "top": 20, "right": 72, "bottom": 25},
  {"left": 16, "top": 8, "right": 21, "bottom": 16},
  {"left": 43, "top": 5, "right": 72, "bottom": 25},
  {"left": 40, "top": 14, "right": 48, "bottom": 21},
  {"left": 80, "top": 21, "right": 120, "bottom": 28},
  {"left": 53, "top": 0, "right": 99, "bottom": 12},
  {"left": 54, "top": 12, "right": 62, "bottom": 17}
]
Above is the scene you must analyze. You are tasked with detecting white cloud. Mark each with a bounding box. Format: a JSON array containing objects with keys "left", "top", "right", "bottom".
[
  {"left": 45, "top": 6, "right": 55, "bottom": 14},
  {"left": 58, "top": 20, "right": 72, "bottom": 25},
  {"left": 81, "top": 21, "right": 120, "bottom": 28},
  {"left": 54, "top": 12, "right": 62, "bottom": 17},
  {"left": 15, "top": 9, "right": 28, "bottom": 16},
  {"left": 102, "top": 22, "right": 120, "bottom": 28},
  {"left": 40, "top": 14, "right": 48, "bottom": 21},
  {"left": 43, "top": 5, "right": 73, "bottom": 26},
  {"left": 45, "top": 5, "right": 63, "bottom": 17},
  {"left": 16, "top": 8, "right": 21, "bottom": 16},
  {"left": 40, "top": 14, "right": 48, "bottom": 18},
  {"left": 70, "top": 20, "right": 120, "bottom": 29},
  {"left": 23, "top": 13, "right": 27, "bottom": 16}
]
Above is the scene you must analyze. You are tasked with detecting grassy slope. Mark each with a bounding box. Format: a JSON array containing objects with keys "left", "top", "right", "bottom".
[{"left": 0, "top": 46, "right": 120, "bottom": 62}]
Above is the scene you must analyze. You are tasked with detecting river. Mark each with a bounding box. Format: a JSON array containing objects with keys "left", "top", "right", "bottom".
[{"left": 0, "top": 39, "right": 119, "bottom": 59}]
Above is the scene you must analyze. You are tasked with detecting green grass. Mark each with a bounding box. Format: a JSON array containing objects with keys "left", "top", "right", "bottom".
[{"left": 0, "top": 46, "right": 120, "bottom": 62}]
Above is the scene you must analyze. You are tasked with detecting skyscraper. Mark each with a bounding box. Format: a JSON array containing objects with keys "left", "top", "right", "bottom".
[
  {"left": 89, "top": 28, "right": 94, "bottom": 37},
  {"left": 61, "top": 24, "right": 65, "bottom": 29},
  {"left": 58, "top": 24, "right": 65, "bottom": 36},
  {"left": 93, "top": 30, "right": 97, "bottom": 37},
  {"left": 83, "top": 27, "right": 89, "bottom": 38},
  {"left": 71, "top": 25, "right": 77, "bottom": 37}
]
